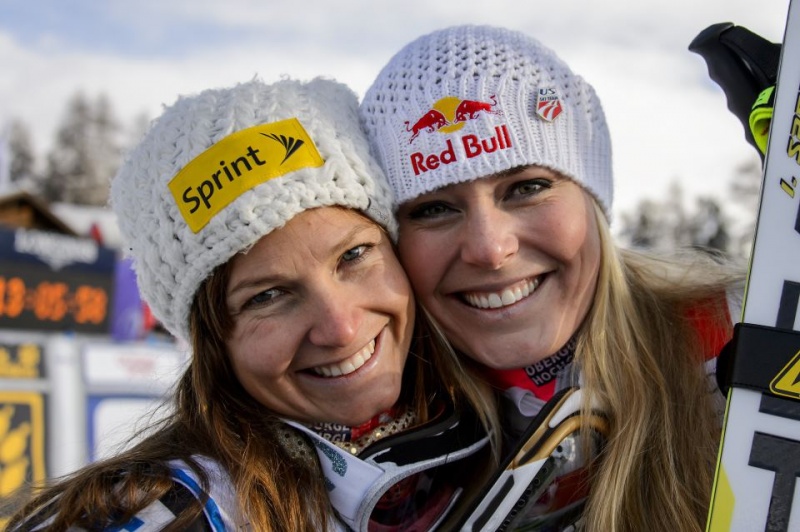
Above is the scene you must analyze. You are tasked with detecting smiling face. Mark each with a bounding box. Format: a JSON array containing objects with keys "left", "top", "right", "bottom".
[
  {"left": 224, "top": 207, "right": 414, "bottom": 426},
  {"left": 396, "top": 166, "right": 601, "bottom": 369}
]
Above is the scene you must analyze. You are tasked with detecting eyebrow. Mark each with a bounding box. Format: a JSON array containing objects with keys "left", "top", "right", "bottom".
[{"left": 226, "top": 219, "right": 380, "bottom": 299}]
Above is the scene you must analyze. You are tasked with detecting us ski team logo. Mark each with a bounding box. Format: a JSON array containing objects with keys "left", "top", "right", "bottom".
[{"left": 536, "top": 88, "right": 563, "bottom": 121}]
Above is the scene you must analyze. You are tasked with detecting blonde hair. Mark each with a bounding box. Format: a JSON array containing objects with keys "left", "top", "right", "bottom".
[
  {"left": 8, "top": 224, "right": 499, "bottom": 531},
  {"left": 578, "top": 201, "right": 742, "bottom": 532}
]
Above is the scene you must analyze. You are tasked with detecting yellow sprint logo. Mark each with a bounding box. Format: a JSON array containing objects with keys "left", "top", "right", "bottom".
[{"left": 169, "top": 118, "right": 324, "bottom": 233}]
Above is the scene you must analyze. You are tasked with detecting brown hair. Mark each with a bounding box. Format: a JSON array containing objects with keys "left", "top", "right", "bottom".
[{"left": 8, "top": 225, "right": 498, "bottom": 531}]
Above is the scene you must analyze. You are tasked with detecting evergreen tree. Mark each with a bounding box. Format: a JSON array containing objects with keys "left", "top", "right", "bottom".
[
  {"left": 43, "top": 92, "right": 122, "bottom": 206},
  {"left": 688, "top": 197, "right": 730, "bottom": 254},
  {"left": 618, "top": 181, "right": 734, "bottom": 257},
  {"left": 728, "top": 157, "right": 762, "bottom": 259},
  {"left": 618, "top": 180, "right": 692, "bottom": 252},
  {"left": 8, "top": 119, "right": 39, "bottom": 194},
  {"left": 619, "top": 199, "right": 662, "bottom": 249}
]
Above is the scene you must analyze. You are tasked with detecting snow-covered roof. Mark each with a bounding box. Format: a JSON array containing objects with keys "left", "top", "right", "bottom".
[{"left": 51, "top": 202, "right": 122, "bottom": 249}]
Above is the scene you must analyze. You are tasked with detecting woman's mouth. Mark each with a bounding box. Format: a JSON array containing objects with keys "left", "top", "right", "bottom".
[
  {"left": 311, "top": 338, "right": 376, "bottom": 377},
  {"left": 462, "top": 277, "right": 541, "bottom": 309}
]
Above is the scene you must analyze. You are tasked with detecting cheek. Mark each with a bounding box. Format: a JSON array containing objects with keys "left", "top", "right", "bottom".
[
  {"left": 377, "top": 255, "right": 416, "bottom": 343},
  {"left": 397, "top": 232, "right": 440, "bottom": 297},
  {"left": 556, "top": 205, "right": 601, "bottom": 293},
  {"left": 381, "top": 251, "right": 415, "bottom": 299},
  {"left": 558, "top": 219, "right": 591, "bottom": 262},
  {"left": 544, "top": 201, "right": 596, "bottom": 263},
  {"left": 227, "top": 321, "right": 292, "bottom": 378}
]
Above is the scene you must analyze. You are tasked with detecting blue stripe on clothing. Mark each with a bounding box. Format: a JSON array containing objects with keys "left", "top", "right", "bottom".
[
  {"left": 106, "top": 516, "right": 144, "bottom": 531},
  {"left": 170, "top": 467, "right": 226, "bottom": 531}
]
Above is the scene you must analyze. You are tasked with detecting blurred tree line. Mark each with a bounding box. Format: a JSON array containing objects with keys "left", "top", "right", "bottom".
[
  {"left": 4, "top": 91, "right": 148, "bottom": 207},
  {"left": 3, "top": 91, "right": 763, "bottom": 260},
  {"left": 616, "top": 158, "right": 761, "bottom": 262}
]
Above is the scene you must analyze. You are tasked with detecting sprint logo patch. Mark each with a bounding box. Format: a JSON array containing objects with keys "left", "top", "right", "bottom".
[{"left": 169, "top": 118, "right": 324, "bottom": 233}]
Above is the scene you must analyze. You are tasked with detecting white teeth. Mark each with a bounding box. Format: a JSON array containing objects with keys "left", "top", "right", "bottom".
[
  {"left": 312, "top": 339, "right": 375, "bottom": 378},
  {"left": 464, "top": 278, "right": 540, "bottom": 310},
  {"left": 501, "top": 289, "right": 516, "bottom": 306}
]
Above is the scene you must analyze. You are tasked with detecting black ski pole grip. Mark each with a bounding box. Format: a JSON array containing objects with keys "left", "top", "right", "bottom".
[
  {"left": 689, "top": 22, "right": 781, "bottom": 155},
  {"left": 689, "top": 23, "right": 762, "bottom": 149}
]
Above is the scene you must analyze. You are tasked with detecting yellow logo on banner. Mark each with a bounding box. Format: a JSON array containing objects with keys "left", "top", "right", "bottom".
[
  {"left": 770, "top": 350, "right": 800, "bottom": 399},
  {"left": 169, "top": 118, "right": 325, "bottom": 233},
  {"left": 0, "top": 344, "right": 42, "bottom": 379},
  {"left": 0, "top": 391, "right": 45, "bottom": 527}
]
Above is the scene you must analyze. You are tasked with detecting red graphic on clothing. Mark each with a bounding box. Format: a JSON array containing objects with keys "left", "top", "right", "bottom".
[
  {"left": 535, "top": 88, "right": 563, "bottom": 122},
  {"left": 454, "top": 95, "right": 500, "bottom": 123},
  {"left": 405, "top": 96, "right": 502, "bottom": 143},
  {"left": 405, "top": 110, "right": 448, "bottom": 143}
]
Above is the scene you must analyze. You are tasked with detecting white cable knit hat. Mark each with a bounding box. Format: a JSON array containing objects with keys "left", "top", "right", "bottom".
[
  {"left": 111, "top": 78, "right": 396, "bottom": 342},
  {"left": 360, "top": 25, "right": 613, "bottom": 218}
]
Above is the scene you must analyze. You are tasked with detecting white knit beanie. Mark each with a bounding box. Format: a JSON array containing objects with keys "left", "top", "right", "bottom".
[
  {"left": 111, "top": 78, "right": 396, "bottom": 342},
  {"left": 360, "top": 25, "right": 613, "bottom": 218}
]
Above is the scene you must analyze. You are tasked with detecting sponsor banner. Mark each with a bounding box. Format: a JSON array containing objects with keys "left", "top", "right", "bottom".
[
  {"left": 82, "top": 342, "right": 186, "bottom": 391},
  {"left": 0, "top": 342, "right": 44, "bottom": 380},
  {"left": 0, "top": 227, "right": 115, "bottom": 273},
  {"left": 0, "top": 226, "right": 115, "bottom": 333},
  {"left": 0, "top": 259, "right": 113, "bottom": 333},
  {"left": 110, "top": 257, "right": 148, "bottom": 342},
  {"left": 86, "top": 395, "right": 168, "bottom": 462},
  {"left": 0, "top": 391, "right": 46, "bottom": 528}
]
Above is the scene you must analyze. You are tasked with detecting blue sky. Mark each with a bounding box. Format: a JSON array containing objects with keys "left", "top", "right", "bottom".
[
  {"left": 1, "top": 2, "right": 242, "bottom": 57},
  {"left": 0, "top": 0, "right": 790, "bottom": 220}
]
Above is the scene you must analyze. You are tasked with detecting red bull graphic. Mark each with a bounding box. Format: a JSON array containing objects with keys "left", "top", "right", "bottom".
[
  {"left": 410, "top": 125, "right": 512, "bottom": 176},
  {"left": 405, "top": 109, "right": 448, "bottom": 143},
  {"left": 454, "top": 95, "right": 500, "bottom": 123},
  {"left": 536, "top": 88, "right": 563, "bottom": 122},
  {"left": 405, "top": 96, "right": 502, "bottom": 144}
]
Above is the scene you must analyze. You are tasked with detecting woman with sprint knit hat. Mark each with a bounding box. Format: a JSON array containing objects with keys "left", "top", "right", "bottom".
[
  {"left": 8, "top": 78, "right": 498, "bottom": 531},
  {"left": 360, "top": 25, "right": 744, "bottom": 531}
]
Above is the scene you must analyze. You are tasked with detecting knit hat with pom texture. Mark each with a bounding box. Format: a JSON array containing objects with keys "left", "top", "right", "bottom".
[
  {"left": 111, "top": 78, "right": 396, "bottom": 342},
  {"left": 360, "top": 25, "right": 613, "bottom": 218}
]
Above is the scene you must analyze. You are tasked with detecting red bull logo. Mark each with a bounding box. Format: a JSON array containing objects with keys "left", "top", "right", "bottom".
[
  {"left": 405, "top": 96, "right": 502, "bottom": 143},
  {"left": 410, "top": 125, "right": 513, "bottom": 176}
]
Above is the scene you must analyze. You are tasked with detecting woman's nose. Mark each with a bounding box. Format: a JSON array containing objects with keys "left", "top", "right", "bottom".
[
  {"left": 307, "top": 283, "right": 363, "bottom": 347},
  {"left": 459, "top": 206, "right": 519, "bottom": 270}
]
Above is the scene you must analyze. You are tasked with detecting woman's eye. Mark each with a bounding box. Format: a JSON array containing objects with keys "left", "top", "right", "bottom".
[
  {"left": 406, "top": 202, "right": 453, "bottom": 220},
  {"left": 245, "top": 288, "right": 283, "bottom": 309},
  {"left": 342, "top": 244, "right": 370, "bottom": 263},
  {"left": 508, "top": 179, "right": 550, "bottom": 198}
]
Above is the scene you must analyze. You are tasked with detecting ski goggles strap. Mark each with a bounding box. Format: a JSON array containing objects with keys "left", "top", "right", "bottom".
[
  {"left": 285, "top": 399, "right": 491, "bottom": 531},
  {"left": 451, "top": 386, "right": 607, "bottom": 531}
]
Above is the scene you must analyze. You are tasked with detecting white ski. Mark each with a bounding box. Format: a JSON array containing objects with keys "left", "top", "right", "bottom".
[{"left": 706, "top": 1, "right": 800, "bottom": 530}]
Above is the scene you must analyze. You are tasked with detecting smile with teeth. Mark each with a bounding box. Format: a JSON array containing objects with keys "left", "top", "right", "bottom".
[
  {"left": 463, "top": 278, "right": 540, "bottom": 309},
  {"left": 312, "top": 339, "right": 376, "bottom": 377}
]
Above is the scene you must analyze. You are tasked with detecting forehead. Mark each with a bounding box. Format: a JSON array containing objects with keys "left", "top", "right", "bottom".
[{"left": 230, "top": 207, "right": 377, "bottom": 268}]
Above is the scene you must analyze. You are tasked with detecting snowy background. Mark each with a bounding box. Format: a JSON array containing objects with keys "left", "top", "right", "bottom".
[{"left": 0, "top": 0, "right": 790, "bottom": 221}]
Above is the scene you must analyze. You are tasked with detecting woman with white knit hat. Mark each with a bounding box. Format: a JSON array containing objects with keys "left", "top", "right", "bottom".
[
  {"left": 7, "top": 77, "right": 498, "bottom": 531},
  {"left": 361, "top": 25, "right": 743, "bottom": 531}
]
